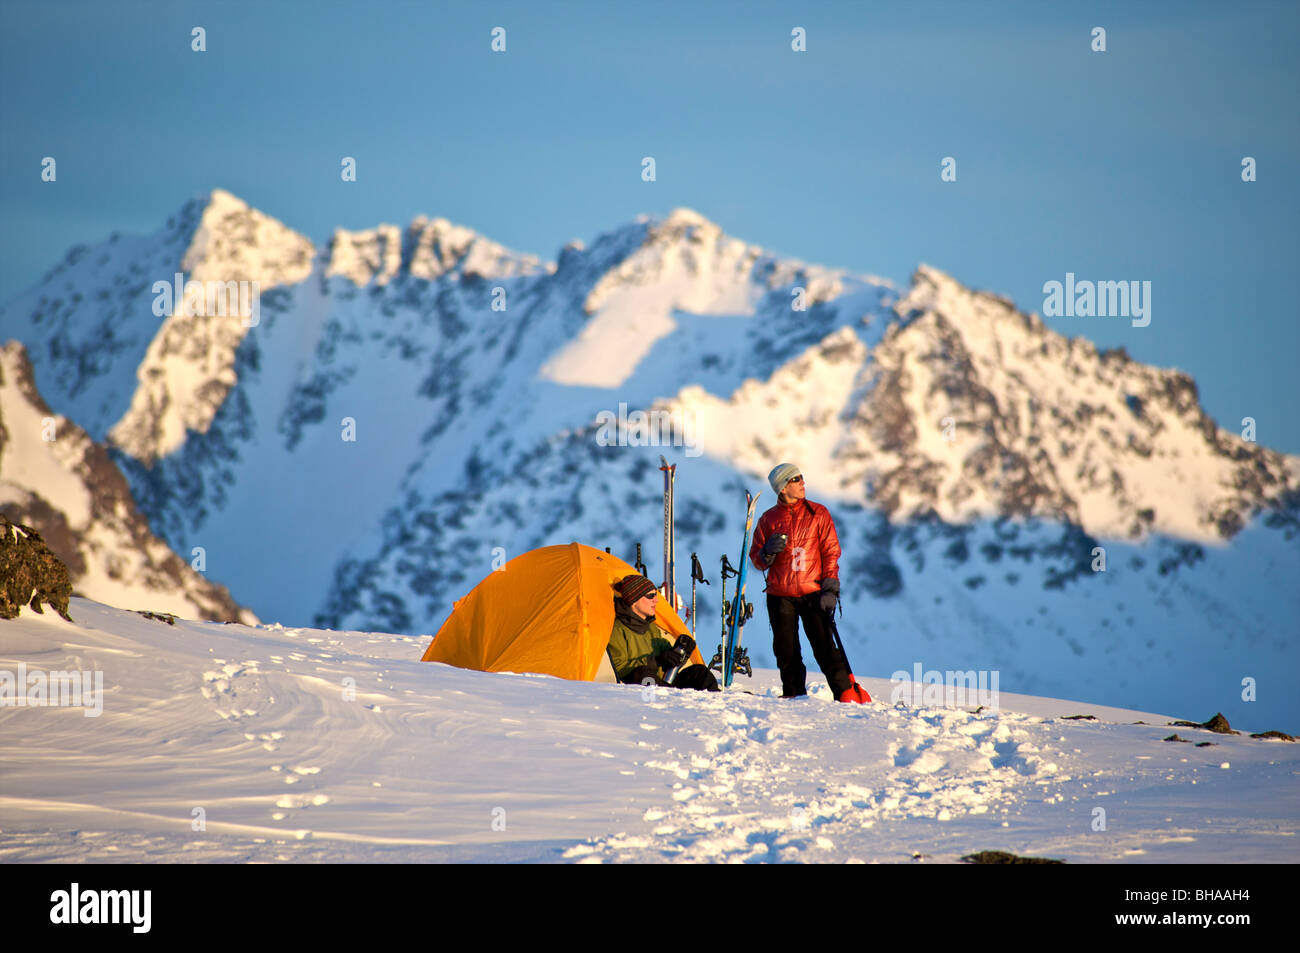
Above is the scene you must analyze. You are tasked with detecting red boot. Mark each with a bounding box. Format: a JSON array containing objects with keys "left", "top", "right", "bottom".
[{"left": 838, "top": 676, "right": 872, "bottom": 704}]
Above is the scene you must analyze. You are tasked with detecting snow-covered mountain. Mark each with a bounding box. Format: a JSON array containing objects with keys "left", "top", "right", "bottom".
[
  {"left": 0, "top": 341, "right": 255, "bottom": 623},
  {"left": 1, "top": 190, "right": 1296, "bottom": 728}
]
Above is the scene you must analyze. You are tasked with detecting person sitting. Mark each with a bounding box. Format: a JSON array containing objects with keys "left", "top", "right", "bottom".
[{"left": 606, "top": 574, "right": 719, "bottom": 691}]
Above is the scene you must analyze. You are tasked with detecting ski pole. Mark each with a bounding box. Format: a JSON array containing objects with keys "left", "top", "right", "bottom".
[
  {"left": 710, "top": 554, "right": 738, "bottom": 673},
  {"left": 825, "top": 608, "right": 871, "bottom": 702},
  {"left": 719, "top": 554, "right": 737, "bottom": 643},
  {"left": 689, "top": 552, "right": 708, "bottom": 637},
  {"left": 659, "top": 456, "right": 676, "bottom": 605},
  {"left": 826, "top": 611, "right": 855, "bottom": 677}
]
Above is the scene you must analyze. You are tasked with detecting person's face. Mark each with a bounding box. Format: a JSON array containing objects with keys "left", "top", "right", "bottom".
[
  {"left": 780, "top": 474, "right": 806, "bottom": 503},
  {"left": 632, "top": 591, "right": 658, "bottom": 620}
]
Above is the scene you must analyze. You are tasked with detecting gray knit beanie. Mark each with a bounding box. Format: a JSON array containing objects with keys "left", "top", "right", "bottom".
[{"left": 768, "top": 463, "right": 802, "bottom": 495}]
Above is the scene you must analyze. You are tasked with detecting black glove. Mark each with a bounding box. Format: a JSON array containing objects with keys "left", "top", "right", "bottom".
[
  {"left": 760, "top": 533, "right": 788, "bottom": 565},
  {"left": 818, "top": 577, "right": 839, "bottom": 613},
  {"left": 655, "top": 635, "right": 695, "bottom": 671},
  {"left": 628, "top": 663, "right": 666, "bottom": 686}
]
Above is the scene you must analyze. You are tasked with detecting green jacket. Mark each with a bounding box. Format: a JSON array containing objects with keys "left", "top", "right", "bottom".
[{"left": 606, "top": 604, "right": 674, "bottom": 683}]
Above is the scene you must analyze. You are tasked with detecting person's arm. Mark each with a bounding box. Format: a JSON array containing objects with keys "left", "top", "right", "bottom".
[
  {"left": 606, "top": 625, "right": 631, "bottom": 681},
  {"left": 606, "top": 624, "right": 646, "bottom": 682},
  {"left": 816, "top": 507, "right": 842, "bottom": 610},
  {"left": 752, "top": 513, "right": 789, "bottom": 573},
  {"left": 820, "top": 507, "right": 841, "bottom": 581}
]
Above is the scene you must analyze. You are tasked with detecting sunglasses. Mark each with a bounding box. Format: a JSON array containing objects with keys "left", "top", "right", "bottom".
[{"left": 787, "top": 475, "right": 804, "bottom": 483}]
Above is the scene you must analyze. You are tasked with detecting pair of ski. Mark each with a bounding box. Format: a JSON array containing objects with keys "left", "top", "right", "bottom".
[
  {"left": 658, "top": 456, "right": 756, "bottom": 689},
  {"left": 712, "top": 489, "right": 760, "bottom": 689}
]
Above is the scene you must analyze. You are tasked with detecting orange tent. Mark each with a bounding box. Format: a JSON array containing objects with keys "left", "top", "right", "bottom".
[{"left": 420, "top": 542, "right": 704, "bottom": 681}]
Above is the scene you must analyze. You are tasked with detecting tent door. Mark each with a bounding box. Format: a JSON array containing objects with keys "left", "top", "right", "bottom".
[{"left": 595, "top": 649, "right": 617, "bottom": 683}]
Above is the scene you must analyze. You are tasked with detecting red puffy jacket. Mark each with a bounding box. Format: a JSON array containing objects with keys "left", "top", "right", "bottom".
[{"left": 748, "top": 499, "right": 841, "bottom": 597}]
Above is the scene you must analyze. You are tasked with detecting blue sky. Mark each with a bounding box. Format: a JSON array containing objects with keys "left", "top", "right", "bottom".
[{"left": 2, "top": 0, "right": 1297, "bottom": 452}]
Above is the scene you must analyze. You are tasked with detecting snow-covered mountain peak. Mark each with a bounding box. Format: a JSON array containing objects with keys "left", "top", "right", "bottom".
[
  {"left": 405, "top": 214, "right": 545, "bottom": 282},
  {"left": 654, "top": 206, "right": 721, "bottom": 234},
  {"left": 540, "top": 211, "right": 776, "bottom": 387},
  {"left": 105, "top": 191, "right": 315, "bottom": 464},
  {"left": 178, "top": 187, "right": 315, "bottom": 287},
  {"left": 325, "top": 224, "right": 404, "bottom": 286},
  {"left": 621, "top": 206, "right": 734, "bottom": 259},
  {"left": 634, "top": 206, "right": 738, "bottom": 260},
  {"left": 899, "top": 263, "right": 1025, "bottom": 330},
  {"left": 664, "top": 206, "right": 714, "bottom": 226},
  {"left": 325, "top": 216, "right": 546, "bottom": 287},
  {"left": 861, "top": 270, "right": 1298, "bottom": 540}
]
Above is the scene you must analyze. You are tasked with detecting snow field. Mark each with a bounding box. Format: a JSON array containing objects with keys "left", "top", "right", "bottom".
[{"left": 1, "top": 598, "right": 1296, "bottom": 864}]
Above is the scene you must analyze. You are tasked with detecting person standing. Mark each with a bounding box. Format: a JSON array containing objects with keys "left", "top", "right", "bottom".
[{"left": 748, "top": 463, "right": 863, "bottom": 702}]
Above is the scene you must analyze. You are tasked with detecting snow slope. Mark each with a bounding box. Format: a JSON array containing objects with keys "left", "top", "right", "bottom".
[{"left": 1, "top": 598, "right": 1295, "bottom": 863}]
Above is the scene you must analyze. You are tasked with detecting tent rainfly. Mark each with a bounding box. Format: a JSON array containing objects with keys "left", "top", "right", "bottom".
[{"left": 421, "top": 542, "right": 703, "bottom": 681}]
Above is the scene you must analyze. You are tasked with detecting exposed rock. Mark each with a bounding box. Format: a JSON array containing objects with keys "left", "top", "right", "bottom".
[
  {"left": 962, "top": 850, "right": 1064, "bottom": 864},
  {"left": 1170, "top": 713, "right": 1239, "bottom": 735},
  {"left": 0, "top": 515, "right": 72, "bottom": 621},
  {"left": 136, "top": 610, "right": 176, "bottom": 625}
]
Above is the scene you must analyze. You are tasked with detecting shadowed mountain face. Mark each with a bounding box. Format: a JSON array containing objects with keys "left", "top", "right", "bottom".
[{"left": 1, "top": 191, "right": 1296, "bottom": 726}]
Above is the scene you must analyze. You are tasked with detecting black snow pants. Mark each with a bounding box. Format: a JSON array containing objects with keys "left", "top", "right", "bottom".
[{"left": 767, "top": 593, "right": 851, "bottom": 699}]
